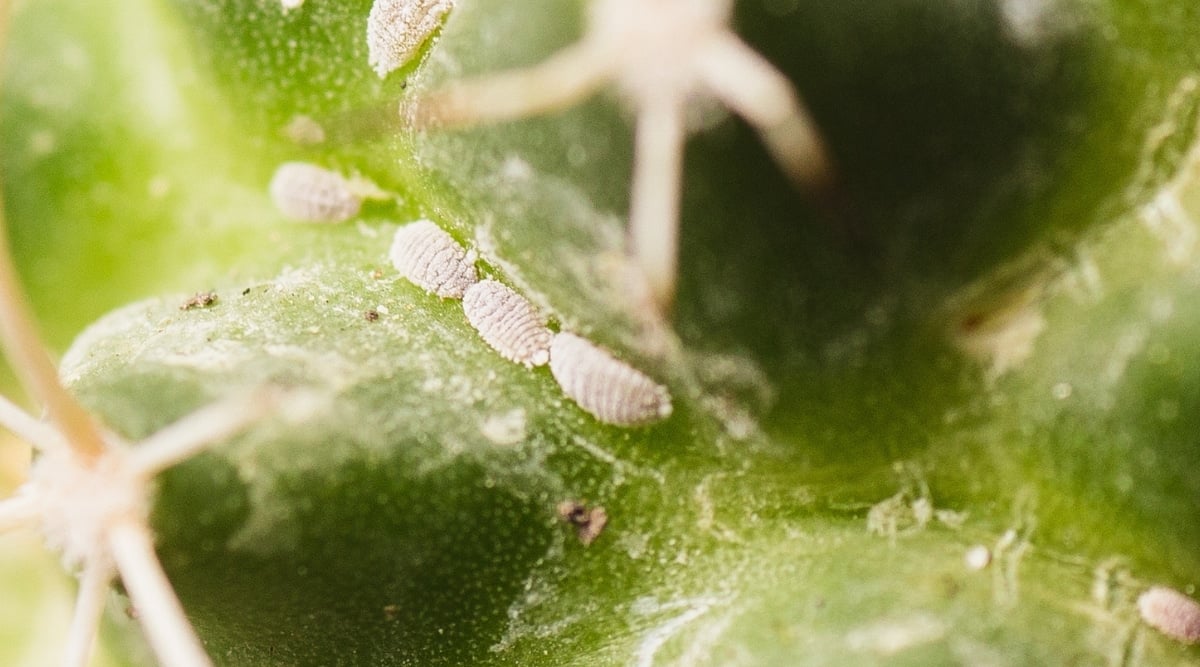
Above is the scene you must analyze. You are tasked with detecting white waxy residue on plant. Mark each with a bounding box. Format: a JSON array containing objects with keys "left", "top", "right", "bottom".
[
  {"left": 479, "top": 408, "right": 527, "bottom": 445},
  {"left": 282, "top": 114, "right": 326, "bottom": 145}
]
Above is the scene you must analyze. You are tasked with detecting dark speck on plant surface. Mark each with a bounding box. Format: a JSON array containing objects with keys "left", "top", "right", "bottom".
[{"left": 557, "top": 500, "right": 609, "bottom": 546}]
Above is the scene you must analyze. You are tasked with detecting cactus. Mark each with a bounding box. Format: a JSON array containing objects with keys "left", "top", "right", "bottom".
[{"left": 2, "top": 0, "right": 1200, "bottom": 664}]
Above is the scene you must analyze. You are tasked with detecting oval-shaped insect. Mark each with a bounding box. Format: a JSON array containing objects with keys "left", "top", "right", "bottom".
[
  {"left": 462, "top": 280, "right": 552, "bottom": 367},
  {"left": 389, "top": 220, "right": 478, "bottom": 298},
  {"left": 548, "top": 332, "right": 672, "bottom": 426},
  {"left": 269, "top": 162, "right": 362, "bottom": 223},
  {"left": 1138, "top": 586, "right": 1200, "bottom": 644},
  {"left": 367, "top": 0, "right": 455, "bottom": 78}
]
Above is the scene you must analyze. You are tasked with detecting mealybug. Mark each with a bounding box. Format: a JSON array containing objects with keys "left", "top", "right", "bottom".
[
  {"left": 389, "top": 220, "right": 478, "bottom": 298},
  {"left": 462, "top": 280, "right": 552, "bottom": 367},
  {"left": 269, "top": 162, "right": 362, "bottom": 223},
  {"left": 1138, "top": 586, "right": 1200, "bottom": 644},
  {"left": 548, "top": 332, "right": 672, "bottom": 426},
  {"left": 367, "top": 0, "right": 455, "bottom": 78}
]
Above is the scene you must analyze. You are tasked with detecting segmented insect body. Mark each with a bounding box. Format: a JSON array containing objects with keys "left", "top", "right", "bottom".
[
  {"left": 389, "top": 220, "right": 478, "bottom": 298},
  {"left": 367, "top": 0, "right": 455, "bottom": 78},
  {"left": 269, "top": 162, "right": 362, "bottom": 223},
  {"left": 1138, "top": 586, "right": 1200, "bottom": 644},
  {"left": 548, "top": 332, "right": 672, "bottom": 426},
  {"left": 462, "top": 280, "right": 552, "bottom": 367}
]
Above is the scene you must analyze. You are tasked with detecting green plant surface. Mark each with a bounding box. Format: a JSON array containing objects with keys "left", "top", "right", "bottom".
[{"left": 3, "top": 0, "right": 1200, "bottom": 665}]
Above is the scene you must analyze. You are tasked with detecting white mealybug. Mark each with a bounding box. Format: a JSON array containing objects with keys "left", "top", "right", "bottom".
[
  {"left": 367, "top": 0, "right": 455, "bottom": 78},
  {"left": 269, "top": 161, "right": 362, "bottom": 223},
  {"left": 463, "top": 280, "right": 553, "bottom": 367},
  {"left": 389, "top": 219, "right": 478, "bottom": 298},
  {"left": 1138, "top": 586, "right": 1200, "bottom": 644},
  {"left": 548, "top": 332, "right": 672, "bottom": 426}
]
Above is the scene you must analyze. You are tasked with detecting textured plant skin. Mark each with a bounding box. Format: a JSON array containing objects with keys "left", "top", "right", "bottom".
[{"left": 2, "top": 0, "right": 1200, "bottom": 665}]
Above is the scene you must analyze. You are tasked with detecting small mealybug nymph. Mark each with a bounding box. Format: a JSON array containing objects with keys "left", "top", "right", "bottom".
[
  {"left": 269, "top": 162, "right": 362, "bottom": 223},
  {"left": 1138, "top": 586, "right": 1200, "bottom": 644},
  {"left": 548, "top": 332, "right": 672, "bottom": 426},
  {"left": 462, "top": 280, "right": 552, "bottom": 367},
  {"left": 367, "top": 0, "right": 455, "bottom": 78},
  {"left": 389, "top": 220, "right": 478, "bottom": 298}
]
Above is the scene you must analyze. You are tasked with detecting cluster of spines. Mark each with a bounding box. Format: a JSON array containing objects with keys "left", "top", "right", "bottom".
[{"left": 388, "top": 220, "right": 672, "bottom": 426}]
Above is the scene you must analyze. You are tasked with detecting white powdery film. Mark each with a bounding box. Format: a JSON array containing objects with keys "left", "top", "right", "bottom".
[
  {"left": 1138, "top": 586, "right": 1200, "bottom": 644},
  {"left": 463, "top": 280, "right": 552, "bottom": 367},
  {"left": 269, "top": 162, "right": 361, "bottom": 223},
  {"left": 549, "top": 332, "right": 672, "bottom": 426},
  {"left": 367, "top": 0, "right": 455, "bottom": 78},
  {"left": 389, "top": 219, "right": 478, "bottom": 298}
]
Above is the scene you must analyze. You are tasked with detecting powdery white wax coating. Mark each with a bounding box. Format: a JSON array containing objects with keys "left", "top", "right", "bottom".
[
  {"left": 549, "top": 332, "right": 672, "bottom": 426},
  {"left": 1138, "top": 586, "right": 1200, "bottom": 644},
  {"left": 463, "top": 280, "right": 552, "bottom": 367},
  {"left": 367, "top": 0, "right": 455, "bottom": 78},
  {"left": 269, "top": 162, "right": 361, "bottom": 223},
  {"left": 389, "top": 220, "right": 478, "bottom": 298}
]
